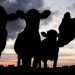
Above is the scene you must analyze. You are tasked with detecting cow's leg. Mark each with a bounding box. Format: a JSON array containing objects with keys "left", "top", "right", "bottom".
[
  {"left": 17, "top": 55, "right": 20, "bottom": 67},
  {"left": 53, "top": 56, "right": 58, "bottom": 69},
  {"left": 33, "top": 57, "right": 39, "bottom": 68},
  {"left": 53, "top": 57, "right": 58, "bottom": 74},
  {"left": 22, "top": 56, "right": 31, "bottom": 69},
  {"left": 44, "top": 60, "right": 47, "bottom": 68},
  {"left": 39, "top": 60, "right": 41, "bottom": 68},
  {"left": 53, "top": 59, "right": 57, "bottom": 69},
  {"left": 22, "top": 57, "right": 27, "bottom": 69},
  {"left": 27, "top": 57, "right": 31, "bottom": 68}
]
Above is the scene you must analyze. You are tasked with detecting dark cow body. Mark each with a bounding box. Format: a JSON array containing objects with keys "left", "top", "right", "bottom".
[
  {"left": 14, "top": 9, "right": 51, "bottom": 68},
  {"left": 0, "top": 6, "right": 18, "bottom": 57}
]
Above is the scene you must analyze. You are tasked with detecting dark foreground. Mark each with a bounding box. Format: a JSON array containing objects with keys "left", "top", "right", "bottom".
[{"left": 0, "top": 65, "right": 75, "bottom": 75}]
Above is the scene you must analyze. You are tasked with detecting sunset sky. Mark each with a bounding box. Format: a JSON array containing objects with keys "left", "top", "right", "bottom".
[{"left": 0, "top": 0, "right": 75, "bottom": 67}]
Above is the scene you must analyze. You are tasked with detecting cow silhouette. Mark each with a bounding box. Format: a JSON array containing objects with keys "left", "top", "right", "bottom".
[
  {"left": 58, "top": 12, "right": 75, "bottom": 47},
  {"left": 0, "top": 6, "right": 18, "bottom": 58},
  {"left": 34, "top": 30, "right": 59, "bottom": 69},
  {"left": 14, "top": 9, "right": 51, "bottom": 68},
  {"left": 37, "top": 12, "right": 75, "bottom": 69}
]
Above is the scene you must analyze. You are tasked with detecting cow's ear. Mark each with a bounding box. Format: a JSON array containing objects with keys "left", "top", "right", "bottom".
[
  {"left": 8, "top": 13, "right": 19, "bottom": 21},
  {"left": 16, "top": 10, "right": 26, "bottom": 19},
  {"left": 40, "top": 10, "right": 51, "bottom": 19},
  {"left": 41, "top": 32, "right": 47, "bottom": 37}
]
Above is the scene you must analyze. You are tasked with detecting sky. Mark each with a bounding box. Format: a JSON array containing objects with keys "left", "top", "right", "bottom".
[{"left": 0, "top": 0, "right": 75, "bottom": 67}]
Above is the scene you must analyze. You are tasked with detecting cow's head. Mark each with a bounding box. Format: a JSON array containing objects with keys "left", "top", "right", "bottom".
[
  {"left": 16, "top": 9, "right": 51, "bottom": 30},
  {"left": 41, "top": 29, "right": 58, "bottom": 38}
]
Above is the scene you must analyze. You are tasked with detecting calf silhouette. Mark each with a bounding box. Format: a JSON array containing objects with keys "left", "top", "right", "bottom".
[
  {"left": 58, "top": 12, "right": 75, "bottom": 47},
  {"left": 36, "top": 30, "right": 59, "bottom": 69},
  {"left": 14, "top": 9, "right": 51, "bottom": 68},
  {"left": 0, "top": 6, "right": 18, "bottom": 58}
]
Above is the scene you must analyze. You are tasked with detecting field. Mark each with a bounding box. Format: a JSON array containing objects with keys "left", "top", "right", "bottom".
[{"left": 0, "top": 65, "right": 75, "bottom": 75}]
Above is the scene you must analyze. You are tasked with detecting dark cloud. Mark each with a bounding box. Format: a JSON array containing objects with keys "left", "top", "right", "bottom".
[
  {"left": 7, "top": 19, "right": 25, "bottom": 39},
  {"left": 0, "top": 0, "right": 5, "bottom": 4},
  {"left": 67, "top": 3, "right": 75, "bottom": 11},
  {"left": 0, "top": 0, "right": 59, "bottom": 40},
  {"left": 0, "top": 0, "right": 44, "bottom": 40},
  {"left": 1, "top": 0, "right": 44, "bottom": 13}
]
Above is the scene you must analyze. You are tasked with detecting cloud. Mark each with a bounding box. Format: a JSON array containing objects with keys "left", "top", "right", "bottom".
[
  {"left": 48, "top": 10, "right": 59, "bottom": 22},
  {"left": 59, "top": 47, "right": 75, "bottom": 57},
  {"left": 41, "top": 10, "right": 60, "bottom": 26},
  {"left": 64, "top": 39, "right": 75, "bottom": 49},
  {"left": 0, "top": 0, "right": 44, "bottom": 40},
  {"left": 67, "top": 3, "right": 75, "bottom": 11},
  {"left": 0, "top": 0, "right": 60, "bottom": 40},
  {"left": 1, "top": 0, "right": 44, "bottom": 13},
  {"left": 6, "top": 44, "right": 14, "bottom": 49},
  {"left": 59, "top": 52, "right": 75, "bottom": 57},
  {"left": 0, "top": 0, "right": 5, "bottom": 4},
  {"left": 7, "top": 19, "right": 25, "bottom": 40}
]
